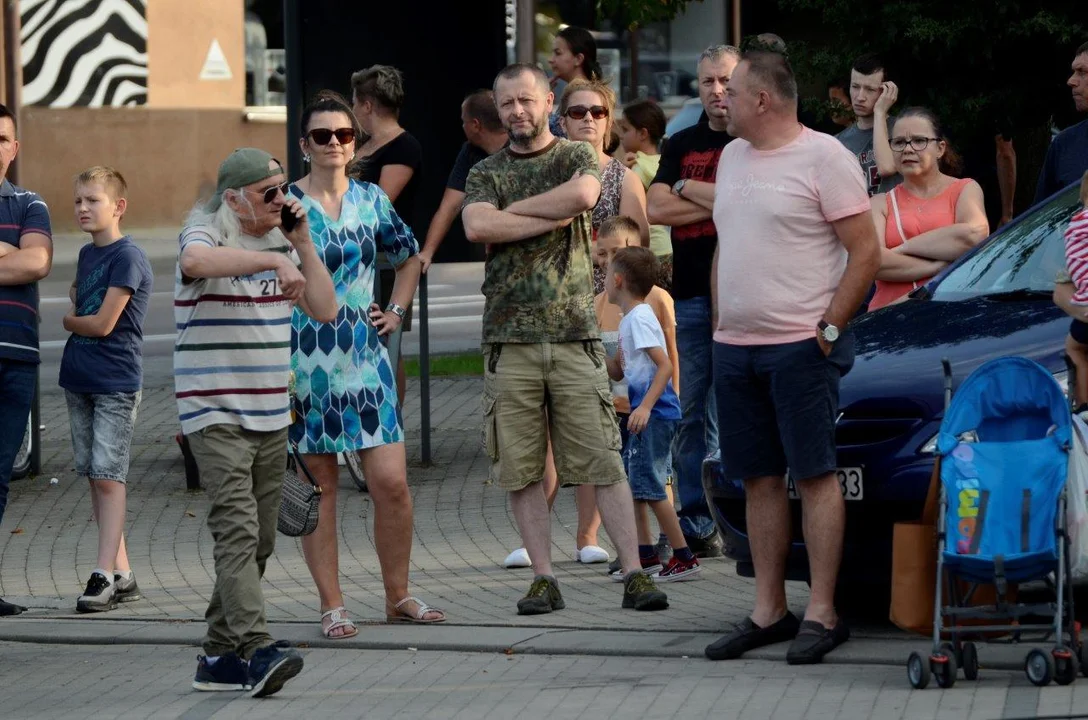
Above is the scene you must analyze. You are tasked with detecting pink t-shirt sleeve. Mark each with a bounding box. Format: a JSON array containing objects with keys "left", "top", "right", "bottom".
[{"left": 816, "top": 144, "right": 872, "bottom": 222}]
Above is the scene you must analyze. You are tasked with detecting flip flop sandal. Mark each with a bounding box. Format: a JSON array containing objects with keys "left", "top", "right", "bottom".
[
  {"left": 320, "top": 606, "right": 359, "bottom": 639},
  {"left": 785, "top": 619, "right": 850, "bottom": 665},
  {"left": 386, "top": 596, "right": 447, "bottom": 624},
  {"left": 705, "top": 612, "right": 800, "bottom": 661}
]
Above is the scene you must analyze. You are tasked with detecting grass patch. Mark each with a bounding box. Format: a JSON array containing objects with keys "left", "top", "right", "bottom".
[{"left": 404, "top": 353, "right": 483, "bottom": 377}]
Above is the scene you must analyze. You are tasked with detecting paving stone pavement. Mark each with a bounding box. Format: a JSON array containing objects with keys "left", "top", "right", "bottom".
[
  {"left": 0, "top": 376, "right": 818, "bottom": 634},
  {"left": 0, "top": 641, "right": 1077, "bottom": 720}
]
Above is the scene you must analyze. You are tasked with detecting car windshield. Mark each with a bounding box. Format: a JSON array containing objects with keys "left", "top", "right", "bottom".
[{"left": 930, "top": 185, "right": 1082, "bottom": 301}]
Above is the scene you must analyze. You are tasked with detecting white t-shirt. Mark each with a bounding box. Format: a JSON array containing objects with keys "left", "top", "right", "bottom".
[{"left": 619, "top": 303, "right": 681, "bottom": 419}]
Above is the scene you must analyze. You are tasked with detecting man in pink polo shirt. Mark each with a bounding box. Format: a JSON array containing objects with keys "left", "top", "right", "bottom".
[{"left": 704, "top": 49, "right": 880, "bottom": 665}]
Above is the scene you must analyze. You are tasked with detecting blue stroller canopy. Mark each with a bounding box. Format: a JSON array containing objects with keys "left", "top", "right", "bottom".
[{"left": 937, "top": 357, "right": 1070, "bottom": 583}]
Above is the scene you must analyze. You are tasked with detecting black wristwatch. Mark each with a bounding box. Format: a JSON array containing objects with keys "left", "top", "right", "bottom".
[
  {"left": 818, "top": 319, "right": 840, "bottom": 343},
  {"left": 386, "top": 303, "right": 406, "bottom": 320}
]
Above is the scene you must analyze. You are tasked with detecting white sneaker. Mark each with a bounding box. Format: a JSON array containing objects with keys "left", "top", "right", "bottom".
[
  {"left": 575, "top": 545, "right": 610, "bottom": 564},
  {"left": 503, "top": 548, "right": 531, "bottom": 568}
]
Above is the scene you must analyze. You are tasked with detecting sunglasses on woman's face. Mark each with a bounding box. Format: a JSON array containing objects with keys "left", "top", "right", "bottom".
[
  {"left": 247, "top": 181, "right": 289, "bottom": 205},
  {"left": 308, "top": 127, "right": 357, "bottom": 146},
  {"left": 565, "top": 105, "right": 609, "bottom": 120}
]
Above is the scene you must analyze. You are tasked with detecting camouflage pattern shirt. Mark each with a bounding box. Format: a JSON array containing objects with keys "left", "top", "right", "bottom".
[{"left": 464, "top": 138, "right": 601, "bottom": 344}]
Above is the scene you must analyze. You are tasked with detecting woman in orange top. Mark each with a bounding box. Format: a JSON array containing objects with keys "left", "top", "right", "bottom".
[{"left": 868, "top": 107, "right": 990, "bottom": 311}]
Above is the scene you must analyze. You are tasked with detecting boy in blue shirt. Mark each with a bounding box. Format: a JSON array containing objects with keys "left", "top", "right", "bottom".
[
  {"left": 59, "top": 166, "right": 152, "bottom": 612},
  {"left": 604, "top": 246, "right": 701, "bottom": 582}
]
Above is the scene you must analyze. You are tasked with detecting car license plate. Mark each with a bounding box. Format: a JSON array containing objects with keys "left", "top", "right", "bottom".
[{"left": 787, "top": 467, "right": 863, "bottom": 500}]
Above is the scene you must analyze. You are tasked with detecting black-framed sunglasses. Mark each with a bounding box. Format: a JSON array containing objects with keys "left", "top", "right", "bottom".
[
  {"left": 890, "top": 136, "right": 941, "bottom": 152},
  {"left": 565, "top": 105, "right": 609, "bottom": 120},
  {"left": 246, "top": 181, "right": 289, "bottom": 205},
  {"left": 307, "top": 127, "right": 357, "bottom": 146}
]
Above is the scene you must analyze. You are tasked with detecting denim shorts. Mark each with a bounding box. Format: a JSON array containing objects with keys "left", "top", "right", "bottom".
[
  {"left": 65, "top": 390, "right": 142, "bottom": 483},
  {"left": 714, "top": 334, "right": 855, "bottom": 482},
  {"left": 622, "top": 414, "right": 678, "bottom": 501}
]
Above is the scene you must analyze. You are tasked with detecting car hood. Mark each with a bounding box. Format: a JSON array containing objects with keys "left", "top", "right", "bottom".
[{"left": 841, "top": 296, "right": 1067, "bottom": 420}]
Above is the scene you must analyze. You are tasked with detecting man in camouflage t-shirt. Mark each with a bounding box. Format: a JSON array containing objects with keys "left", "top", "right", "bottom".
[{"left": 463, "top": 64, "right": 668, "bottom": 616}]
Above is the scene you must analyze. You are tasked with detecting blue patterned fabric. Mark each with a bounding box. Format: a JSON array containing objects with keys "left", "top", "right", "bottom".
[{"left": 289, "top": 180, "right": 418, "bottom": 453}]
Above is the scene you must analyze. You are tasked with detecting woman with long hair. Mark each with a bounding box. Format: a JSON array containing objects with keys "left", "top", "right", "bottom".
[
  {"left": 868, "top": 107, "right": 990, "bottom": 311},
  {"left": 290, "top": 91, "right": 444, "bottom": 638},
  {"left": 548, "top": 26, "right": 602, "bottom": 138}
]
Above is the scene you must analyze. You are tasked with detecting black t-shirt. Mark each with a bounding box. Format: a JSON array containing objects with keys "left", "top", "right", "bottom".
[
  {"left": 652, "top": 122, "right": 734, "bottom": 300},
  {"left": 447, "top": 141, "right": 490, "bottom": 193},
  {"left": 352, "top": 131, "right": 424, "bottom": 227}
]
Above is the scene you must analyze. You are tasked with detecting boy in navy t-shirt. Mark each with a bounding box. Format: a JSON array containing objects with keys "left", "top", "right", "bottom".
[
  {"left": 604, "top": 246, "right": 701, "bottom": 583},
  {"left": 59, "top": 166, "right": 152, "bottom": 612}
]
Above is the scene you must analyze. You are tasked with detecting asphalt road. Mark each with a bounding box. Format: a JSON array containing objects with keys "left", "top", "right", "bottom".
[{"left": 37, "top": 258, "right": 486, "bottom": 389}]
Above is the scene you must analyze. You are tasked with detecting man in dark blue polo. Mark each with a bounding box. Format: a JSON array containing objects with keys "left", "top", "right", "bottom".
[
  {"left": 1035, "top": 42, "right": 1088, "bottom": 203},
  {"left": 0, "top": 103, "right": 53, "bottom": 615}
]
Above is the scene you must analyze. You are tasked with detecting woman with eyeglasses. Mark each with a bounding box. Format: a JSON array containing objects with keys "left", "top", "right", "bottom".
[
  {"left": 548, "top": 26, "right": 602, "bottom": 138},
  {"left": 559, "top": 78, "right": 651, "bottom": 294},
  {"left": 868, "top": 107, "right": 990, "bottom": 311},
  {"left": 349, "top": 65, "right": 422, "bottom": 405},
  {"left": 289, "top": 91, "right": 444, "bottom": 639}
]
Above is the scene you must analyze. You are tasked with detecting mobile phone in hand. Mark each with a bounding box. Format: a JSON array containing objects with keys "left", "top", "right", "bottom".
[{"left": 281, "top": 205, "right": 299, "bottom": 232}]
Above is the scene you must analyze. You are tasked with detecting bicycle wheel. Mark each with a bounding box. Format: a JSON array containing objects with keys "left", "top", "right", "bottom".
[
  {"left": 10, "top": 414, "right": 32, "bottom": 480},
  {"left": 343, "top": 450, "right": 367, "bottom": 492}
]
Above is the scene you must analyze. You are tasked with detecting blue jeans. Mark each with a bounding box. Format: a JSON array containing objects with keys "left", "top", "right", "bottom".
[
  {"left": 0, "top": 360, "right": 38, "bottom": 524},
  {"left": 672, "top": 297, "right": 717, "bottom": 539}
]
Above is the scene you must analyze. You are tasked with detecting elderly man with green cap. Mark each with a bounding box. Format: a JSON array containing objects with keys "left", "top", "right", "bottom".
[{"left": 175, "top": 148, "right": 336, "bottom": 697}]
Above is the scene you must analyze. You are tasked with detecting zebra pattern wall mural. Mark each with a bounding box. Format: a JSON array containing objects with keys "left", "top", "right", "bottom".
[{"left": 20, "top": 0, "right": 148, "bottom": 107}]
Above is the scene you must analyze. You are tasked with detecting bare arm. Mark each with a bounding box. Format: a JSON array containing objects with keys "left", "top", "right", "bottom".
[
  {"left": 823, "top": 211, "right": 881, "bottom": 330},
  {"left": 675, "top": 179, "right": 716, "bottom": 212},
  {"left": 872, "top": 84, "right": 899, "bottom": 178},
  {"left": 504, "top": 173, "right": 601, "bottom": 220},
  {"left": 647, "top": 183, "right": 711, "bottom": 226},
  {"left": 619, "top": 169, "right": 651, "bottom": 247},
  {"left": 463, "top": 203, "right": 569, "bottom": 244},
  {"left": 605, "top": 351, "right": 624, "bottom": 381},
  {"left": 419, "top": 188, "right": 466, "bottom": 272},
  {"left": 63, "top": 286, "right": 133, "bottom": 338},
  {"left": 663, "top": 321, "right": 680, "bottom": 397},
  {"left": 376, "top": 164, "right": 415, "bottom": 203},
  {"left": 292, "top": 240, "right": 338, "bottom": 323},
  {"left": 895, "top": 181, "right": 989, "bottom": 261},
  {"left": 996, "top": 136, "right": 1016, "bottom": 226},
  {"left": 875, "top": 247, "right": 948, "bottom": 281},
  {"left": 0, "top": 242, "right": 15, "bottom": 259},
  {"left": 1055, "top": 282, "right": 1088, "bottom": 321},
  {"left": 179, "top": 243, "right": 285, "bottom": 280},
  {"left": 0, "top": 233, "right": 52, "bottom": 285}
]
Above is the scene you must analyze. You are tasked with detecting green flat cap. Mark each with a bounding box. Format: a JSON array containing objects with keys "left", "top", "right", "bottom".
[{"left": 206, "top": 148, "right": 285, "bottom": 211}]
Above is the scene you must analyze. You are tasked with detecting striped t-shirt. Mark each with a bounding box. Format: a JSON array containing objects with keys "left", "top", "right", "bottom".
[
  {"left": 0, "top": 179, "right": 52, "bottom": 363},
  {"left": 174, "top": 224, "right": 299, "bottom": 435}
]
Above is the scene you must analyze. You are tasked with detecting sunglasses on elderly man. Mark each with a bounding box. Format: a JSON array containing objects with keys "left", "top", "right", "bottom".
[
  {"left": 245, "top": 181, "right": 289, "bottom": 205},
  {"left": 565, "top": 105, "right": 609, "bottom": 120},
  {"left": 307, "top": 127, "right": 357, "bottom": 146}
]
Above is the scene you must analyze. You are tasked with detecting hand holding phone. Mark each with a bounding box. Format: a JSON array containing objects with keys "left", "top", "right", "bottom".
[{"left": 281, "top": 204, "right": 299, "bottom": 232}]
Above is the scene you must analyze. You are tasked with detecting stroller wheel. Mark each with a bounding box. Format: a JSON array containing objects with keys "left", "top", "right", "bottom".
[
  {"left": 932, "top": 648, "right": 957, "bottom": 689},
  {"left": 907, "top": 652, "right": 930, "bottom": 689},
  {"left": 1054, "top": 648, "right": 1078, "bottom": 686},
  {"left": 1025, "top": 648, "right": 1055, "bottom": 686},
  {"left": 962, "top": 642, "right": 980, "bottom": 681}
]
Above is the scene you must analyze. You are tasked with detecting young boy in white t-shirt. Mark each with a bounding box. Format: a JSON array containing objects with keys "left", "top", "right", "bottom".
[{"left": 604, "top": 246, "right": 700, "bottom": 582}]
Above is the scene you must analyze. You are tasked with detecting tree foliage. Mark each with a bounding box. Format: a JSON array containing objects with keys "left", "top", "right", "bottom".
[
  {"left": 772, "top": 0, "right": 1085, "bottom": 142},
  {"left": 597, "top": 0, "right": 704, "bottom": 29}
]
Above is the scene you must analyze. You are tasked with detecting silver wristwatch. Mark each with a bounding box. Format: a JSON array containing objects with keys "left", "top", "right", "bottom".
[
  {"left": 386, "top": 303, "right": 406, "bottom": 320},
  {"left": 818, "top": 320, "right": 840, "bottom": 343},
  {"left": 672, "top": 178, "right": 688, "bottom": 197}
]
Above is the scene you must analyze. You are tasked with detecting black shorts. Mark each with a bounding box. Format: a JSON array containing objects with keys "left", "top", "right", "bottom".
[
  {"left": 1071, "top": 319, "right": 1088, "bottom": 345},
  {"left": 713, "top": 334, "right": 855, "bottom": 482},
  {"left": 378, "top": 266, "right": 413, "bottom": 332}
]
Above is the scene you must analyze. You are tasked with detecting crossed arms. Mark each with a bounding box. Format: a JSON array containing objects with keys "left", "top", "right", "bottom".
[{"left": 462, "top": 172, "right": 601, "bottom": 244}]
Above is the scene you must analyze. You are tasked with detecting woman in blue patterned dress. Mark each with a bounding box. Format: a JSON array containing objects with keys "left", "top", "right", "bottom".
[{"left": 289, "top": 92, "right": 445, "bottom": 638}]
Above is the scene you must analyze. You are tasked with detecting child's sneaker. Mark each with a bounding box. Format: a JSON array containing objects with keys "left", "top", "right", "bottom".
[
  {"left": 609, "top": 556, "right": 663, "bottom": 583},
  {"left": 192, "top": 652, "right": 250, "bottom": 691},
  {"left": 622, "top": 571, "right": 669, "bottom": 611},
  {"left": 76, "top": 571, "right": 117, "bottom": 613},
  {"left": 114, "top": 572, "right": 141, "bottom": 603},
  {"left": 655, "top": 555, "right": 702, "bottom": 582},
  {"left": 516, "top": 575, "right": 565, "bottom": 615},
  {"left": 248, "top": 643, "right": 304, "bottom": 698}
]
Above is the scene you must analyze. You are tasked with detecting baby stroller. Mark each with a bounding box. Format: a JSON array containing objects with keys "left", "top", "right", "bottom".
[{"left": 906, "top": 356, "right": 1082, "bottom": 689}]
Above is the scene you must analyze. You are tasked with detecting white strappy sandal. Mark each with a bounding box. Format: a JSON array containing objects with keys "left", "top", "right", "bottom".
[
  {"left": 320, "top": 606, "right": 359, "bottom": 639},
  {"left": 386, "top": 596, "right": 447, "bottom": 624}
]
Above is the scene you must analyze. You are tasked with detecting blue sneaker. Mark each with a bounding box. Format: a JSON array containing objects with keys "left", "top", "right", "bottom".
[
  {"left": 192, "top": 652, "right": 249, "bottom": 691},
  {"left": 248, "top": 644, "right": 304, "bottom": 698}
]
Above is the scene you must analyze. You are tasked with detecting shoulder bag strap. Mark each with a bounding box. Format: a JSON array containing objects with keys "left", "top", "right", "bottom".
[{"left": 889, "top": 189, "right": 918, "bottom": 289}]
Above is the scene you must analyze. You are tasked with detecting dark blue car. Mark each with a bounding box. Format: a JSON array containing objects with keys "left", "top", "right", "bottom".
[{"left": 702, "top": 183, "right": 1083, "bottom": 599}]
